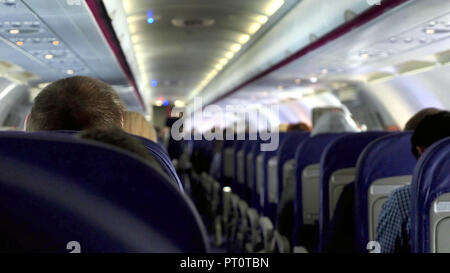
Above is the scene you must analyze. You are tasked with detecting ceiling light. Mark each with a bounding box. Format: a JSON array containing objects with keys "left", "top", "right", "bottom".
[
  {"left": 9, "top": 29, "right": 19, "bottom": 34},
  {"left": 231, "top": 43, "right": 241, "bottom": 52},
  {"left": 295, "top": 79, "right": 301, "bottom": 84},
  {"left": 359, "top": 52, "right": 369, "bottom": 59},
  {"left": 66, "top": 69, "right": 74, "bottom": 75},
  {"left": 248, "top": 23, "right": 261, "bottom": 34},
  {"left": 425, "top": 28, "right": 435, "bottom": 34},
  {"left": 239, "top": 34, "right": 250, "bottom": 44},
  {"left": 225, "top": 52, "right": 234, "bottom": 59},
  {"left": 256, "top": 15, "right": 269, "bottom": 24},
  {"left": 123, "top": 0, "right": 132, "bottom": 13},
  {"left": 129, "top": 24, "right": 138, "bottom": 34},
  {"left": 16, "top": 41, "right": 23, "bottom": 46},
  {"left": 219, "top": 58, "right": 228, "bottom": 65},
  {"left": 215, "top": 63, "right": 224, "bottom": 70},
  {"left": 310, "top": 77, "right": 318, "bottom": 83},
  {"left": 45, "top": 54, "right": 53, "bottom": 60},
  {"left": 52, "top": 40, "right": 60, "bottom": 46},
  {"left": 265, "top": 0, "right": 285, "bottom": 16},
  {"left": 174, "top": 100, "right": 185, "bottom": 107},
  {"left": 223, "top": 187, "right": 231, "bottom": 193}
]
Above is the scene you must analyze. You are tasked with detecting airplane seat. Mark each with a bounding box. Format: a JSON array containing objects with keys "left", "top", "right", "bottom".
[
  {"left": 273, "top": 134, "right": 310, "bottom": 248},
  {"left": 293, "top": 133, "right": 344, "bottom": 252},
  {"left": 0, "top": 133, "right": 209, "bottom": 253},
  {"left": 318, "top": 131, "right": 390, "bottom": 251},
  {"left": 411, "top": 137, "right": 450, "bottom": 253},
  {"left": 1, "top": 130, "right": 184, "bottom": 191},
  {"left": 276, "top": 132, "right": 310, "bottom": 203},
  {"left": 242, "top": 140, "right": 256, "bottom": 202},
  {"left": 354, "top": 132, "right": 416, "bottom": 253},
  {"left": 232, "top": 140, "right": 245, "bottom": 197},
  {"left": 256, "top": 153, "right": 265, "bottom": 213},
  {"left": 235, "top": 199, "right": 249, "bottom": 251},
  {"left": 248, "top": 139, "right": 264, "bottom": 209},
  {"left": 222, "top": 145, "right": 235, "bottom": 188}
]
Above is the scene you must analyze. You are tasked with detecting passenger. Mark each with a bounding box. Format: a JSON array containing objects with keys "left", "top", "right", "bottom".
[
  {"left": 403, "top": 107, "right": 441, "bottom": 131},
  {"left": 311, "top": 111, "right": 360, "bottom": 136},
  {"left": 78, "top": 128, "right": 163, "bottom": 173},
  {"left": 322, "top": 108, "right": 443, "bottom": 253},
  {"left": 123, "top": 111, "right": 158, "bottom": 143},
  {"left": 376, "top": 110, "right": 450, "bottom": 253},
  {"left": 25, "top": 76, "right": 181, "bottom": 188},
  {"left": 26, "top": 76, "right": 125, "bottom": 132},
  {"left": 286, "top": 122, "right": 311, "bottom": 132}
]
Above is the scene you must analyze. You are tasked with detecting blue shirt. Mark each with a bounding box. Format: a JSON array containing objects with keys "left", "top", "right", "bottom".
[{"left": 376, "top": 185, "right": 411, "bottom": 253}]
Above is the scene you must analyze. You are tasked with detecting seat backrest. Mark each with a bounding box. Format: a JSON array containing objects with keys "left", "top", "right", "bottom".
[
  {"left": 242, "top": 140, "right": 256, "bottom": 201},
  {"left": 411, "top": 137, "right": 450, "bottom": 253},
  {"left": 293, "top": 133, "right": 343, "bottom": 245},
  {"left": 318, "top": 132, "right": 390, "bottom": 250},
  {"left": 220, "top": 139, "right": 235, "bottom": 183},
  {"left": 136, "top": 134, "right": 184, "bottom": 190},
  {"left": 233, "top": 139, "right": 245, "bottom": 196},
  {"left": 354, "top": 132, "right": 416, "bottom": 252},
  {"left": 0, "top": 133, "right": 209, "bottom": 252},
  {"left": 16, "top": 130, "right": 184, "bottom": 191},
  {"left": 276, "top": 132, "right": 310, "bottom": 201}
]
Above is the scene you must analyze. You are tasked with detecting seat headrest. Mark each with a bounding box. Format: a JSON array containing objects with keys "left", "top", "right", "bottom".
[
  {"left": 411, "top": 137, "right": 450, "bottom": 253},
  {"left": 293, "top": 133, "right": 344, "bottom": 244},
  {"left": 318, "top": 131, "right": 390, "bottom": 250},
  {"left": 354, "top": 132, "right": 416, "bottom": 252}
]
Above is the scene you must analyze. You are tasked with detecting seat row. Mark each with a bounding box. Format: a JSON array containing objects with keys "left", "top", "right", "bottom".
[{"left": 184, "top": 131, "right": 450, "bottom": 253}]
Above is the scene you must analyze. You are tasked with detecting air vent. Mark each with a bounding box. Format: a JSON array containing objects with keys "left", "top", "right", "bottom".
[{"left": 171, "top": 18, "right": 215, "bottom": 28}]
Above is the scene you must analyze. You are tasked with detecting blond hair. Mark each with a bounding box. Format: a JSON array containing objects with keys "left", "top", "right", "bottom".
[{"left": 123, "top": 111, "right": 157, "bottom": 142}]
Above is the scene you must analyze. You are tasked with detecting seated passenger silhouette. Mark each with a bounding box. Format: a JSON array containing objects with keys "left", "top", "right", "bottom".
[
  {"left": 25, "top": 76, "right": 181, "bottom": 188},
  {"left": 286, "top": 122, "right": 311, "bottom": 132},
  {"left": 78, "top": 128, "right": 163, "bottom": 173},
  {"left": 123, "top": 111, "right": 158, "bottom": 143},
  {"left": 321, "top": 108, "right": 441, "bottom": 253},
  {"left": 376, "top": 110, "right": 450, "bottom": 253}
]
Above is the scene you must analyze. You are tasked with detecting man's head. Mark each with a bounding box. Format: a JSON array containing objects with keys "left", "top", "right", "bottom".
[
  {"left": 411, "top": 111, "right": 450, "bottom": 158},
  {"left": 27, "top": 76, "right": 125, "bottom": 131},
  {"left": 404, "top": 107, "right": 442, "bottom": 131}
]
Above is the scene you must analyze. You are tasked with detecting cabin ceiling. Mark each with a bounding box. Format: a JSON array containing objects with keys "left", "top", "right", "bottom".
[
  {"left": 0, "top": 0, "right": 142, "bottom": 109},
  {"left": 103, "top": 0, "right": 300, "bottom": 106}
]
